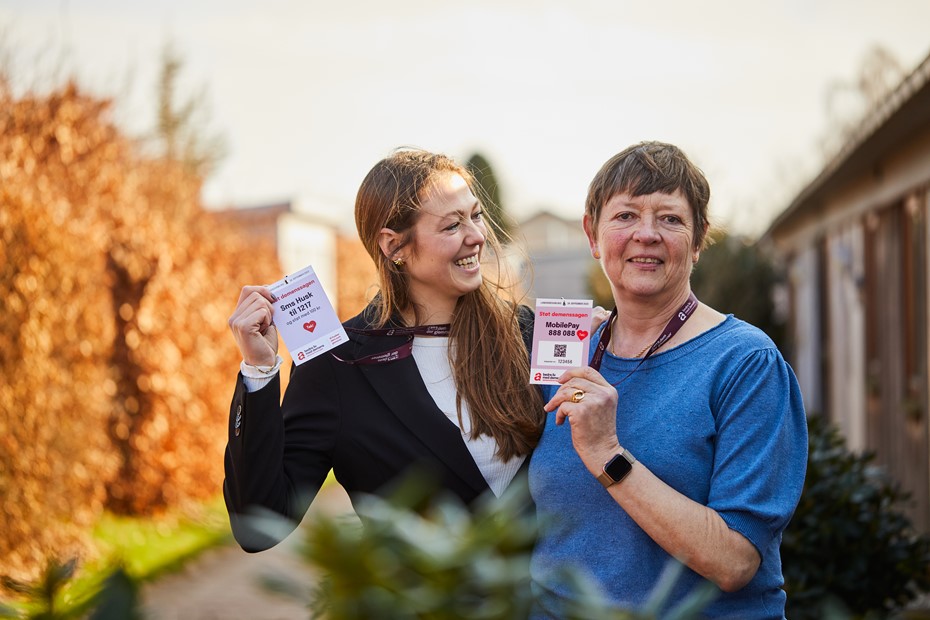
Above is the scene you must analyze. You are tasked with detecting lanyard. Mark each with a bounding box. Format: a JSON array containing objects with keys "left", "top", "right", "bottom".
[
  {"left": 331, "top": 324, "right": 451, "bottom": 366},
  {"left": 589, "top": 292, "right": 698, "bottom": 375}
]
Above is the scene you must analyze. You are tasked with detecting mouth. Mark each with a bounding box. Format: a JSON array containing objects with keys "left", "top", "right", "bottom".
[
  {"left": 628, "top": 257, "right": 662, "bottom": 264},
  {"left": 455, "top": 254, "right": 480, "bottom": 269}
]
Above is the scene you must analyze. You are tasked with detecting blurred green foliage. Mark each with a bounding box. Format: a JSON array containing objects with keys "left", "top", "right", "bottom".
[
  {"left": 0, "top": 558, "right": 140, "bottom": 620},
  {"left": 1, "top": 558, "right": 81, "bottom": 619},
  {"left": 690, "top": 233, "right": 786, "bottom": 350},
  {"left": 782, "top": 415, "right": 930, "bottom": 619},
  {"left": 466, "top": 152, "right": 513, "bottom": 239},
  {"left": 257, "top": 474, "right": 717, "bottom": 619},
  {"left": 0, "top": 495, "right": 229, "bottom": 619}
]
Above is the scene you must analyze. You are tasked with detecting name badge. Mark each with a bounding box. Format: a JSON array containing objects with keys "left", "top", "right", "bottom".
[
  {"left": 530, "top": 298, "right": 594, "bottom": 385},
  {"left": 268, "top": 265, "right": 348, "bottom": 365}
]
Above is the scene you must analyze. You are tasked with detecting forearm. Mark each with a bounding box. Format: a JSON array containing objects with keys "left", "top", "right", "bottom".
[
  {"left": 224, "top": 375, "right": 313, "bottom": 530},
  {"left": 607, "top": 462, "right": 761, "bottom": 592}
]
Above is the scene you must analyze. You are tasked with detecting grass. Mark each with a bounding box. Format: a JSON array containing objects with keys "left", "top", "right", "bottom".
[
  {"left": 90, "top": 494, "right": 232, "bottom": 581},
  {"left": 2, "top": 494, "right": 233, "bottom": 618},
  {"left": 4, "top": 473, "right": 340, "bottom": 618}
]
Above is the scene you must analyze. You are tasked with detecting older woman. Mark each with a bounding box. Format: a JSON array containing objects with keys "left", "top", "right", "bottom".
[{"left": 529, "top": 142, "right": 807, "bottom": 619}]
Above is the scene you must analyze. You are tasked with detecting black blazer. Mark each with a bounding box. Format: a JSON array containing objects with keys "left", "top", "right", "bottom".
[{"left": 223, "top": 304, "right": 535, "bottom": 551}]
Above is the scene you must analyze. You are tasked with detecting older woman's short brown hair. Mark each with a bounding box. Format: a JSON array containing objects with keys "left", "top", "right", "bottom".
[{"left": 585, "top": 141, "right": 711, "bottom": 251}]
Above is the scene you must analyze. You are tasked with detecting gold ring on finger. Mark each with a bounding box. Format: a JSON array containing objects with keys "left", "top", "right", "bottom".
[{"left": 570, "top": 389, "right": 586, "bottom": 403}]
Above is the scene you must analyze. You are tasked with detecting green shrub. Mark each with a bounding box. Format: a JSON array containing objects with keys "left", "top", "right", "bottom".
[
  {"left": 690, "top": 233, "right": 786, "bottom": 350},
  {"left": 0, "top": 557, "right": 140, "bottom": 620},
  {"left": 782, "top": 415, "right": 930, "bottom": 619},
  {"left": 253, "top": 473, "right": 717, "bottom": 619}
]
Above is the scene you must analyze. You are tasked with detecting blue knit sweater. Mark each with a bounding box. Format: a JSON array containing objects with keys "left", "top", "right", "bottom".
[{"left": 528, "top": 316, "right": 808, "bottom": 619}]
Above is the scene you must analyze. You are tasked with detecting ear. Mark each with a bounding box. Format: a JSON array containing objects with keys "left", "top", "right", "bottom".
[
  {"left": 583, "top": 214, "right": 599, "bottom": 259},
  {"left": 378, "top": 227, "right": 403, "bottom": 262},
  {"left": 693, "top": 221, "right": 709, "bottom": 264}
]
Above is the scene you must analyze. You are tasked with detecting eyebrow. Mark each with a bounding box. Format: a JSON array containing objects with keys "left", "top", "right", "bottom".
[{"left": 435, "top": 199, "right": 481, "bottom": 221}]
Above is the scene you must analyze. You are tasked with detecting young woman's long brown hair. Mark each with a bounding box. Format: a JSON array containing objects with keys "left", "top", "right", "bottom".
[{"left": 354, "top": 148, "right": 544, "bottom": 460}]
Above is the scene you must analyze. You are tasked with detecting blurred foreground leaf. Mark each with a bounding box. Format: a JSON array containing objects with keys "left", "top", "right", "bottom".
[
  {"left": 1, "top": 557, "right": 140, "bottom": 620},
  {"left": 248, "top": 474, "right": 715, "bottom": 619},
  {"left": 86, "top": 567, "right": 141, "bottom": 620}
]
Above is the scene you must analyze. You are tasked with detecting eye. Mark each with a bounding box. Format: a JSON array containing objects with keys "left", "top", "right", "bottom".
[
  {"left": 471, "top": 210, "right": 484, "bottom": 221},
  {"left": 615, "top": 212, "right": 634, "bottom": 221},
  {"left": 663, "top": 215, "right": 684, "bottom": 225},
  {"left": 444, "top": 221, "right": 461, "bottom": 232}
]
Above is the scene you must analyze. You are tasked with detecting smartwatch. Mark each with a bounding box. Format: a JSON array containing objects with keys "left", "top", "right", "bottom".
[{"left": 596, "top": 449, "right": 636, "bottom": 488}]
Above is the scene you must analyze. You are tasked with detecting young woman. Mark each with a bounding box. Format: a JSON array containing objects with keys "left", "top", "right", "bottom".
[{"left": 224, "top": 149, "right": 545, "bottom": 551}]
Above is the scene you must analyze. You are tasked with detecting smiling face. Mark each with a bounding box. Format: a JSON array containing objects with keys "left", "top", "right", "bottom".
[
  {"left": 585, "top": 189, "right": 699, "bottom": 305},
  {"left": 387, "top": 172, "right": 487, "bottom": 321}
]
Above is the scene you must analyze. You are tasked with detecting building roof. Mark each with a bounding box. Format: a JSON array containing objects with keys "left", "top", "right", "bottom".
[
  {"left": 519, "top": 209, "right": 579, "bottom": 226},
  {"left": 765, "top": 49, "right": 930, "bottom": 240},
  {"left": 208, "top": 200, "right": 291, "bottom": 219}
]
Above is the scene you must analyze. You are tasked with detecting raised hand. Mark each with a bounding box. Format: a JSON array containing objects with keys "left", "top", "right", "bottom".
[{"left": 228, "top": 285, "right": 279, "bottom": 367}]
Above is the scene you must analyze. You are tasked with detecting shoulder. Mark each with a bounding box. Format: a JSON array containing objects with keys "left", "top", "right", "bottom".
[
  {"left": 515, "top": 303, "right": 535, "bottom": 350},
  {"left": 515, "top": 303, "right": 534, "bottom": 328},
  {"left": 685, "top": 316, "right": 791, "bottom": 383},
  {"left": 715, "top": 316, "right": 780, "bottom": 353},
  {"left": 704, "top": 317, "right": 802, "bottom": 399},
  {"left": 342, "top": 305, "right": 380, "bottom": 331}
]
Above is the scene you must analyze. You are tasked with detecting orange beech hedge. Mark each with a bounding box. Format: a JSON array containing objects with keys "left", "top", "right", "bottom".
[{"left": 0, "top": 81, "right": 279, "bottom": 580}]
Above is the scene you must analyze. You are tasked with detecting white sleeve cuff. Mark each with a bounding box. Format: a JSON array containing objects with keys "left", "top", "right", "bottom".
[{"left": 240, "top": 355, "right": 283, "bottom": 392}]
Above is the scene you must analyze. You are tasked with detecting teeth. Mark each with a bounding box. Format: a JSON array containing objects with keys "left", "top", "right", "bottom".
[
  {"left": 456, "top": 255, "right": 478, "bottom": 267},
  {"left": 631, "top": 258, "right": 660, "bottom": 264}
]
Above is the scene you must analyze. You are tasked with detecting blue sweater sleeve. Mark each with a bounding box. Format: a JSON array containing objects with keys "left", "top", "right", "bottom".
[{"left": 707, "top": 348, "right": 808, "bottom": 559}]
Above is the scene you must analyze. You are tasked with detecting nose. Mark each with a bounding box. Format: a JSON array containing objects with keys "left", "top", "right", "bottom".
[
  {"left": 464, "top": 219, "right": 486, "bottom": 246},
  {"left": 632, "top": 215, "right": 660, "bottom": 243}
]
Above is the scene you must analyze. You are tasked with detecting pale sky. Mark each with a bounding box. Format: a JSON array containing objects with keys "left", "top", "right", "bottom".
[{"left": 3, "top": 0, "right": 930, "bottom": 236}]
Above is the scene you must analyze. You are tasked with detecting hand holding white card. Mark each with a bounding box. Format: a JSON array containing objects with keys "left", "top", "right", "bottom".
[{"left": 268, "top": 265, "right": 348, "bottom": 365}]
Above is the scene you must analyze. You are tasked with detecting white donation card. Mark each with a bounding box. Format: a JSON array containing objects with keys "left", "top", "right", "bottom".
[
  {"left": 268, "top": 265, "right": 348, "bottom": 365},
  {"left": 530, "top": 298, "right": 594, "bottom": 385}
]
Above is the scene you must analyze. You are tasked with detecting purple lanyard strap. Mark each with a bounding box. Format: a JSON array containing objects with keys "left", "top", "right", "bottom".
[
  {"left": 332, "top": 324, "right": 451, "bottom": 366},
  {"left": 589, "top": 292, "right": 698, "bottom": 378}
]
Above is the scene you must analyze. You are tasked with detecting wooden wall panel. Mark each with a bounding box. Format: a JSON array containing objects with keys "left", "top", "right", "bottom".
[{"left": 865, "top": 198, "right": 929, "bottom": 531}]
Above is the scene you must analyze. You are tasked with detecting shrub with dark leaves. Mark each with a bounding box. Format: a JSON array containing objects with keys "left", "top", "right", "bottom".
[{"left": 782, "top": 415, "right": 930, "bottom": 619}]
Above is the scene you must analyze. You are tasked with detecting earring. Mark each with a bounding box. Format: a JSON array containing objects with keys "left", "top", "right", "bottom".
[
  {"left": 593, "top": 249, "right": 601, "bottom": 259},
  {"left": 393, "top": 258, "right": 404, "bottom": 267}
]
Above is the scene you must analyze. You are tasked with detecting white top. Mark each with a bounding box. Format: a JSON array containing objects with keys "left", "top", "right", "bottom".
[{"left": 411, "top": 336, "right": 524, "bottom": 497}]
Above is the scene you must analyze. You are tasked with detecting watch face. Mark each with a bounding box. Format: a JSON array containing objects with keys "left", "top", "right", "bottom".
[{"left": 604, "top": 452, "right": 633, "bottom": 482}]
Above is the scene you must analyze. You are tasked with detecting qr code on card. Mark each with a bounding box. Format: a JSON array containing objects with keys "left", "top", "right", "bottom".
[{"left": 553, "top": 344, "right": 567, "bottom": 358}]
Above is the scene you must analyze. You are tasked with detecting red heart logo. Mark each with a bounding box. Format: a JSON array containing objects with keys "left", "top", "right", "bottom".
[
  {"left": 577, "top": 330, "right": 589, "bottom": 341},
  {"left": 303, "top": 321, "right": 317, "bottom": 332}
]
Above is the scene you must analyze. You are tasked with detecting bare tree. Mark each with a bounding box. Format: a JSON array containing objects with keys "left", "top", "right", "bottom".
[
  {"left": 154, "top": 43, "right": 226, "bottom": 178},
  {"left": 820, "top": 45, "right": 905, "bottom": 158}
]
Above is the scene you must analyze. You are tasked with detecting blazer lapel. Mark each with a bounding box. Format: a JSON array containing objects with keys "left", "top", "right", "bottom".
[{"left": 348, "top": 329, "right": 490, "bottom": 496}]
